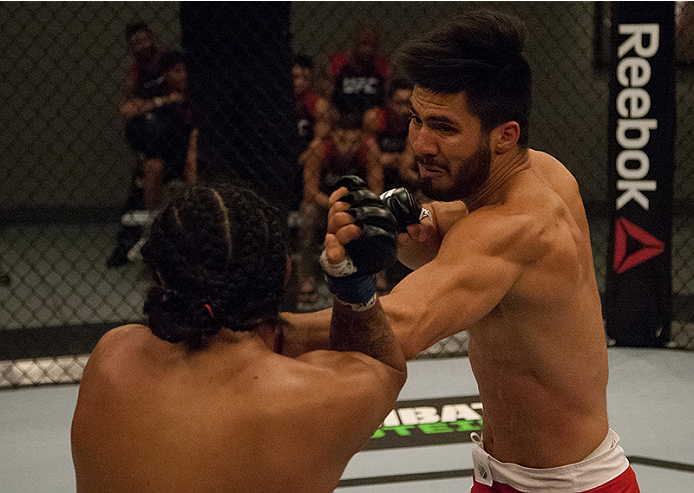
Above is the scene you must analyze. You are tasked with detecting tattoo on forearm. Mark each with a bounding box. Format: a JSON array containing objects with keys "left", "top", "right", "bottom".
[{"left": 330, "top": 299, "right": 395, "bottom": 359}]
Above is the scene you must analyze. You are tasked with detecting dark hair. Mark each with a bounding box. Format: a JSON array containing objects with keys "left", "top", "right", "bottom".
[
  {"left": 293, "top": 54, "right": 314, "bottom": 71},
  {"left": 141, "top": 183, "right": 289, "bottom": 350},
  {"left": 125, "top": 22, "right": 151, "bottom": 41},
  {"left": 160, "top": 50, "right": 185, "bottom": 72},
  {"left": 387, "top": 78, "right": 414, "bottom": 99},
  {"left": 395, "top": 10, "right": 532, "bottom": 147}
]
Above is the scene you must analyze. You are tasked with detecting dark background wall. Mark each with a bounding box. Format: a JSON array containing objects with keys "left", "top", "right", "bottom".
[
  {"left": 2, "top": 2, "right": 694, "bottom": 386},
  {"left": 5, "top": 1, "right": 694, "bottom": 216},
  {"left": 1, "top": 1, "right": 616, "bottom": 214}
]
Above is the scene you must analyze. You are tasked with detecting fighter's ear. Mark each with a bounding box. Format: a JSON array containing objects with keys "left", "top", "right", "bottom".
[
  {"left": 491, "top": 121, "right": 520, "bottom": 154},
  {"left": 284, "top": 255, "right": 292, "bottom": 287}
]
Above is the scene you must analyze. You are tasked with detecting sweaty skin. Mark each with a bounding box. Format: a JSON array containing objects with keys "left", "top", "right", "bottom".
[
  {"left": 71, "top": 197, "right": 406, "bottom": 493},
  {"left": 71, "top": 325, "right": 404, "bottom": 493},
  {"left": 284, "top": 86, "right": 609, "bottom": 469}
]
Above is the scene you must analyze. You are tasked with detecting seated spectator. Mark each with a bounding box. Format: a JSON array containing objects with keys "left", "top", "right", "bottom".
[
  {"left": 328, "top": 18, "right": 390, "bottom": 137},
  {"left": 366, "top": 79, "right": 418, "bottom": 192},
  {"left": 294, "top": 54, "right": 332, "bottom": 154},
  {"left": 72, "top": 182, "right": 406, "bottom": 493},
  {"left": 120, "top": 49, "right": 198, "bottom": 210},
  {"left": 108, "top": 50, "right": 197, "bottom": 268},
  {"left": 106, "top": 22, "right": 167, "bottom": 268},
  {"left": 365, "top": 79, "right": 419, "bottom": 293},
  {"left": 298, "top": 114, "right": 382, "bottom": 304},
  {"left": 122, "top": 22, "right": 166, "bottom": 108},
  {"left": 292, "top": 54, "right": 332, "bottom": 211}
]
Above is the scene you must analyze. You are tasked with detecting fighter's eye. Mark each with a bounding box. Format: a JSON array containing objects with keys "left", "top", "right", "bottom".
[{"left": 435, "top": 124, "right": 456, "bottom": 135}]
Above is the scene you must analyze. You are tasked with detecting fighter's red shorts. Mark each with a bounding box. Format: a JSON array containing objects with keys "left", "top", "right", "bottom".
[{"left": 470, "top": 429, "right": 641, "bottom": 493}]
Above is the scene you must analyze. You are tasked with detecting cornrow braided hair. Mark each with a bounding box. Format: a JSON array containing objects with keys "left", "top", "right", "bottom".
[{"left": 141, "top": 183, "right": 289, "bottom": 350}]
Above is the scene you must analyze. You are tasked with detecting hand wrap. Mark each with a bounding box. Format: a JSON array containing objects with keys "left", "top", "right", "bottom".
[{"left": 321, "top": 175, "right": 398, "bottom": 310}]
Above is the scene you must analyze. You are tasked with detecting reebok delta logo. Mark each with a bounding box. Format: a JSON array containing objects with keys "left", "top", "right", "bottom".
[{"left": 613, "top": 217, "right": 664, "bottom": 273}]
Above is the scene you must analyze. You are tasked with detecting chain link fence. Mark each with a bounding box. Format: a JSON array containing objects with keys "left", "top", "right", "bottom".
[{"left": 2, "top": 2, "right": 693, "bottom": 388}]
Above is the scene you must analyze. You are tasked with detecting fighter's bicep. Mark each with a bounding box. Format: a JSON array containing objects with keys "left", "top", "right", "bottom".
[
  {"left": 422, "top": 251, "right": 518, "bottom": 320},
  {"left": 382, "top": 221, "right": 525, "bottom": 356}
]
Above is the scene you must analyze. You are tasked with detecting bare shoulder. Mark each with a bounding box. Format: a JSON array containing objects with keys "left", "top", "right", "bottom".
[
  {"left": 292, "top": 350, "right": 405, "bottom": 421},
  {"left": 523, "top": 150, "right": 589, "bottom": 241},
  {"left": 248, "top": 351, "right": 405, "bottom": 469},
  {"left": 91, "top": 324, "right": 151, "bottom": 355},
  {"left": 296, "top": 349, "right": 405, "bottom": 397},
  {"left": 498, "top": 152, "right": 591, "bottom": 295},
  {"left": 84, "top": 324, "right": 155, "bottom": 377},
  {"left": 290, "top": 349, "right": 404, "bottom": 439},
  {"left": 445, "top": 167, "right": 580, "bottom": 268},
  {"left": 440, "top": 202, "right": 548, "bottom": 268},
  {"left": 428, "top": 200, "right": 469, "bottom": 237},
  {"left": 77, "top": 325, "right": 153, "bottom": 407},
  {"left": 527, "top": 150, "right": 583, "bottom": 206}
]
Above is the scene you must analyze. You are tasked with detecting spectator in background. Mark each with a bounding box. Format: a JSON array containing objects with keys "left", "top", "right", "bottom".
[
  {"left": 365, "top": 79, "right": 419, "bottom": 293},
  {"left": 328, "top": 18, "right": 390, "bottom": 138},
  {"left": 107, "top": 22, "right": 167, "bottom": 268},
  {"left": 366, "top": 78, "right": 418, "bottom": 192},
  {"left": 292, "top": 54, "right": 332, "bottom": 211},
  {"left": 298, "top": 113, "right": 382, "bottom": 304},
  {"left": 122, "top": 22, "right": 165, "bottom": 106},
  {"left": 108, "top": 49, "right": 198, "bottom": 268},
  {"left": 294, "top": 54, "right": 332, "bottom": 154},
  {"left": 120, "top": 50, "right": 198, "bottom": 211}
]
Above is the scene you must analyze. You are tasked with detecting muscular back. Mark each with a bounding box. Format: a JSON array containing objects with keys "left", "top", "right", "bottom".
[
  {"left": 72, "top": 325, "right": 402, "bottom": 492},
  {"left": 382, "top": 149, "right": 608, "bottom": 468}
]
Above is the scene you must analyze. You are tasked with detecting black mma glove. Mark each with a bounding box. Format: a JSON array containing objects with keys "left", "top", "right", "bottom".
[
  {"left": 380, "top": 187, "right": 426, "bottom": 233},
  {"left": 320, "top": 175, "right": 398, "bottom": 310},
  {"left": 335, "top": 176, "right": 398, "bottom": 275}
]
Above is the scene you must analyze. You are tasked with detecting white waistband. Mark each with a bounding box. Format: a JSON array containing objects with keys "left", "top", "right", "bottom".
[{"left": 471, "top": 429, "right": 629, "bottom": 493}]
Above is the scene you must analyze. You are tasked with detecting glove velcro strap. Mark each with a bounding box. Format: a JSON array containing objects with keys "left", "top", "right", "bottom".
[
  {"left": 320, "top": 249, "right": 378, "bottom": 310},
  {"left": 380, "top": 187, "right": 423, "bottom": 233},
  {"left": 325, "top": 274, "right": 378, "bottom": 311},
  {"left": 333, "top": 292, "right": 378, "bottom": 312}
]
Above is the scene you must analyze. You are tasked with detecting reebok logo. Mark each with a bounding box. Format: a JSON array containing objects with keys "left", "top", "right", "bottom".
[
  {"left": 613, "top": 217, "right": 664, "bottom": 273},
  {"left": 614, "top": 23, "right": 660, "bottom": 211}
]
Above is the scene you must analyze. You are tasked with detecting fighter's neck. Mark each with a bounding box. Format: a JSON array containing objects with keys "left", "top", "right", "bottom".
[
  {"left": 464, "top": 147, "right": 531, "bottom": 212},
  {"left": 213, "top": 323, "right": 282, "bottom": 353}
]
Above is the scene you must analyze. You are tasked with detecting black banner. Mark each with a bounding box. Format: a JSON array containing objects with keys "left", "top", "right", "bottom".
[
  {"left": 365, "top": 395, "right": 482, "bottom": 451},
  {"left": 606, "top": 2, "right": 675, "bottom": 346},
  {"left": 180, "top": 2, "right": 300, "bottom": 210}
]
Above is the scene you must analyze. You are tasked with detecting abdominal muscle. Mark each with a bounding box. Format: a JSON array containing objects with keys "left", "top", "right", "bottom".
[{"left": 467, "top": 314, "right": 609, "bottom": 469}]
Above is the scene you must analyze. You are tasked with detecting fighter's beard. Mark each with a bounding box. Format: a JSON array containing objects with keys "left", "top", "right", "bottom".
[{"left": 418, "top": 141, "right": 491, "bottom": 203}]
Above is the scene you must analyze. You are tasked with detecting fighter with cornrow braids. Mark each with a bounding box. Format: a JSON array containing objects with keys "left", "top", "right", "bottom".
[
  {"left": 142, "top": 185, "right": 289, "bottom": 349},
  {"left": 71, "top": 182, "right": 406, "bottom": 493}
]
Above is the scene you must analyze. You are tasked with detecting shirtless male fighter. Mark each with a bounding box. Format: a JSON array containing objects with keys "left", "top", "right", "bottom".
[
  {"left": 71, "top": 183, "right": 406, "bottom": 492},
  {"left": 283, "top": 10, "right": 641, "bottom": 492}
]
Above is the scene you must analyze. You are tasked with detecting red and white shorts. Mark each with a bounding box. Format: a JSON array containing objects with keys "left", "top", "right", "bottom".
[{"left": 470, "top": 429, "right": 641, "bottom": 493}]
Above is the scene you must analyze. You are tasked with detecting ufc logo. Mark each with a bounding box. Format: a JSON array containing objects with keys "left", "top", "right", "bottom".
[{"left": 342, "top": 77, "right": 379, "bottom": 95}]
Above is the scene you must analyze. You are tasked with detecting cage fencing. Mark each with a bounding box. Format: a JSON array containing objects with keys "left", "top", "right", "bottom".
[{"left": 2, "top": 2, "right": 693, "bottom": 388}]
